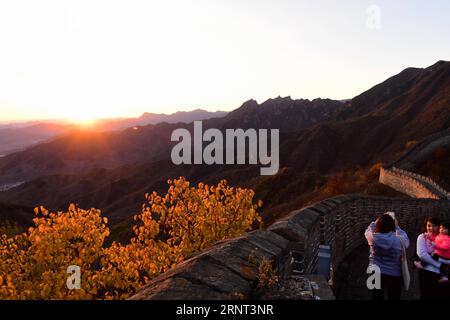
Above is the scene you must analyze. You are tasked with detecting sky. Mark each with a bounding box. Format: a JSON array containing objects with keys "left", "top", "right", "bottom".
[{"left": 0, "top": 0, "right": 449, "bottom": 122}]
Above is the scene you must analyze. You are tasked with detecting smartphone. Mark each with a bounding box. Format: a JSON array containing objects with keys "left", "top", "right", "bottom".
[{"left": 385, "top": 211, "right": 396, "bottom": 220}]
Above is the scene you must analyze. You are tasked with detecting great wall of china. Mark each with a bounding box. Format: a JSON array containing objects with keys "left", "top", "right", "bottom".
[{"left": 130, "top": 131, "right": 450, "bottom": 300}]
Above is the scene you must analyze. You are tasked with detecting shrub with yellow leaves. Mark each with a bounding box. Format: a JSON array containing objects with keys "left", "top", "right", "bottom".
[
  {"left": 131, "top": 177, "right": 262, "bottom": 275},
  {"left": 0, "top": 177, "right": 262, "bottom": 300},
  {"left": 0, "top": 204, "right": 111, "bottom": 299}
]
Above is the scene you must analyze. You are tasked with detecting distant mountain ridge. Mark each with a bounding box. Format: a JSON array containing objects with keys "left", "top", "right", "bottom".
[
  {"left": 95, "top": 109, "right": 228, "bottom": 131},
  {"left": 0, "top": 98, "right": 344, "bottom": 185},
  {"left": 138, "top": 109, "right": 228, "bottom": 125},
  {"left": 211, "top": 96, "right": 343, "bottom": 131},
  {"left": 0, "top": 109, "right": 228, "bottom": 157},
  {"left": 0, "top": 123, "right": 72, "bottom": 156},
  {"left": 0, "top": 60, "right": 448, "bottom": 233},
  {"left": 335, "top": 60, "right": 449, "bottom": 121}
]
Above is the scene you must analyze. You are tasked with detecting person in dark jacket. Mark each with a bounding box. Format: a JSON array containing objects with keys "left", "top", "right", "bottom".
[{"left": 365, "top": 212, "right": 410, "bottom": 300}]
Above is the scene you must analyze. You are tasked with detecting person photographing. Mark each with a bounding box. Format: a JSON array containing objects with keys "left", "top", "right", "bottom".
[{"left": 365, "top": 211, "right": 410, "bottom": 300}]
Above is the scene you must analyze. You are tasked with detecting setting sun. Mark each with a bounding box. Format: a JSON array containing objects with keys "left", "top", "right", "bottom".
[
  {"left": 64, "top": 109, "right": 98, "bottom": 126},
  {"left": 74, "top": 118, "right": 96, "bottom": 127}
]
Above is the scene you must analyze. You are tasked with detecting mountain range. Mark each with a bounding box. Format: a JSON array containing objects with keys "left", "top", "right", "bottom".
[
  {"left": 0, "top": 60, "right": 448, "bottom": 239},
  {"left": 0, "top": 123, "right": 72, "bottom": 156},
  {"left": 0, "top": 109, "right": 228, "bottom": 158}
]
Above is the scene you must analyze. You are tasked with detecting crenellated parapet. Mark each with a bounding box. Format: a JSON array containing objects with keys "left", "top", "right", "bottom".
[
  {"left": 130, "top": 195, "right": 450, "bottom": 300},
  {"left": 380, "top": 166, "right": 450, "bottom": 200},
  {"left": 130, "top": 129, "right": 450, "bottom": 300}
]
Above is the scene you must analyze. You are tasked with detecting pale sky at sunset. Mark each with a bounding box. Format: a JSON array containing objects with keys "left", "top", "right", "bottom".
[{"left": 0, "top": 0, "right": 449, "bottom": 122}]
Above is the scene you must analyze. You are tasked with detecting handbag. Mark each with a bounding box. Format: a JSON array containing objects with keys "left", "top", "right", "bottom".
[{"left": 398, "top": 236, "right": 411, "bottom": 291}]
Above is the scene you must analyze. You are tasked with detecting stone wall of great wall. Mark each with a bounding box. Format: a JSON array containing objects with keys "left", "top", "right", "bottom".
[
  {"left": 131, "top": 130, "right": 450, "bottom": 300},
  {"left": 380, "top": 167, "right": 450, "bottom": 200},
  {"left": 130, "top": 194, "right": 450, "bottom": 300}
]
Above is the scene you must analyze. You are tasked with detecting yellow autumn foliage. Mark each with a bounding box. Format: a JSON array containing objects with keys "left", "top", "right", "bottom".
[{"left": 0, "top": 177, "right": 262, "bottom": 300}]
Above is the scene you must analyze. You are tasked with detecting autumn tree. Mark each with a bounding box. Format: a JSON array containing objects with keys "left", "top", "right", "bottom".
[
  {"left": 0, "top": 205, "right": 109, "bottom": 299},
  {"left": 101, "top": 177, "right": 263, "bottom": 298},
  {"left": 0, "top": 177, "right": 262, "bottom": 300}
]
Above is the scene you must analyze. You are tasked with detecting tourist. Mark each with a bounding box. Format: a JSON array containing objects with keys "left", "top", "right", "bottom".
[
  {"left": 432, "top": 221, "right": 450, "bottom": 282},
  {"left": 415, "top": 217, "right": 443, "bottom": 299},
  {"left": 365, "top": 212, "right": 410, "bottom": 300}
]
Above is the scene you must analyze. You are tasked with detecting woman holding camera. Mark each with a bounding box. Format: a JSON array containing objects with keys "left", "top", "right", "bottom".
[{"left": 365, "top": 212, "right": 410, "bottom": 300}]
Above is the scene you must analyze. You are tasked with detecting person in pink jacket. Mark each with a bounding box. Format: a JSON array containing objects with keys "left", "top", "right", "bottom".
[
  {"left": 414, "top": 218, "right": 450, "bottom": 298},
  {"left": 433, "top": 221, "right": 450, "bottom": 282}
]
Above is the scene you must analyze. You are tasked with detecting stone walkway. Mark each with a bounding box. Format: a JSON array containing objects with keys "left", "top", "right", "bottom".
[{"left": 334, "top": 242, "right": 421, "bottom": 300}]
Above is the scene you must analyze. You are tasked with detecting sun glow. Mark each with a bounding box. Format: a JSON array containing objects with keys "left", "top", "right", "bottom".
[
  {"left": 74, "top": 118, "right": 96, "bottom": 127},
  {"left": 0, "top": 1, "right": 449, "bottom": 122},
  {"left": 65, "top": 109, "right": 98, "bottom": 127}
]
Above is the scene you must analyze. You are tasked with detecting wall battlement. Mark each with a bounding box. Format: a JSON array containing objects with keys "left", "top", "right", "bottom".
[
  {"left": 131, "top": 130, "right": 450, "bottom": 300},
  {"left": 130, "top": 194, "right": 450, "bottom": 300},
  {"left": 380, "top": 167, "right": 450, "bottom": 200}
]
